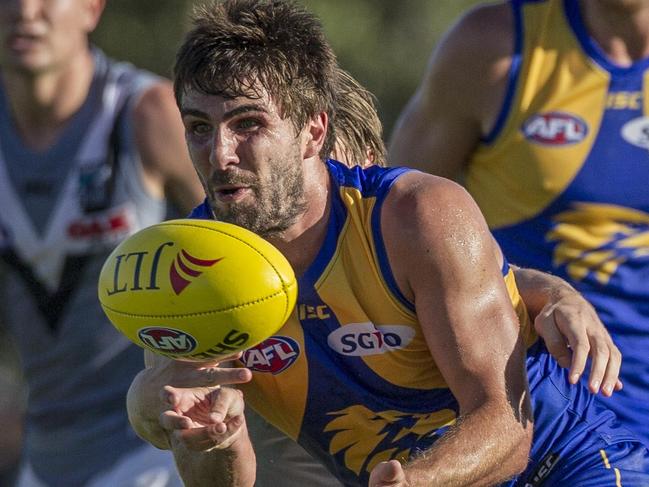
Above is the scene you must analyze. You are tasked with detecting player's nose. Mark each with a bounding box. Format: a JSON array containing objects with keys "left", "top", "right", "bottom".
[{"left": 208, "top": 129, "right": 239, "bottom": 171}]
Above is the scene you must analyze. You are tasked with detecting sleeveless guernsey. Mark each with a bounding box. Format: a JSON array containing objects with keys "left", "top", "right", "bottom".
[
  {"left": 0, "top": 49, "right": 166, "bottom": 486},
  {"left": 191, "top": 160, "right": 649, "bottom": 486},
  {"left": 466, "top": 0, "right": 649, "bottom": 446}
]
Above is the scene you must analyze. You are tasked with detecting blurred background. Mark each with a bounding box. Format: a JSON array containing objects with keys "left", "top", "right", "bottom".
[
  {"left": 1, "top": 1, "right": 484, "bottom": 482},
  {"left": 92, "top": 0, "right": 484, "bottom": 139}
]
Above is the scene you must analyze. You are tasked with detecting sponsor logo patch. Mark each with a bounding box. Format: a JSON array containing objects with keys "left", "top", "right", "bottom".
[
  {"left": 621, "top": 116, "right": 649, "bottom": 149},
  {"left": 327, "top": 323, "right": 416, "bottom": 356},
  {"left": 240, "top": 336, "right": 300, "bottom": 374},
  {"left": 138, "top": 327, "right": 197, "bottom": 354},
  {"left": 521, "top": 112, "right": 588, "bottom": 145},
  {"left": 67, "top": 207, "right": 131, "bottom": 240}
]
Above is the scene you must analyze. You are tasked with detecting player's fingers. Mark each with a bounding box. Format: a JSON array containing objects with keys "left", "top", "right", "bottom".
[
  {"left": 552, "top": 309, "right": 591, "bottom": 384},
  {"left": 208, "top": 387, "right": 245, "bottom": 424},
  {"left": 172, "top": 416, "right": 245, "bottom": 451},
  {"left": 162, "top": 384, "right": 185, "bottom": 408},
  {"left": 209, "top": 414, "right": 246, "bottom": 450},
  {"left": 567, "top": 340, "right": 590, "bottom": 386},
  {"left": 215, "top": 351, "right": 245, "bottom": 364},
  {"left": 160, "top": 409, "right": 239, "bottom": 451},
  {"left": 598, "top": 342, "right": 622, "bottom": 397},
  {"left": 534, "top": 312, "right": 572, "bottom": 370},
  {"left": 178, "top": 366, "right": 252, "bottom": 388},
  {"left": 162, "top": 384, "right": 210, "bottom": 409},
  {"left": 585, "top": 333, "right": 611, "bottom": 394},
  {"left": 160, "top": 409, "right": 194, "bottom": 431}
]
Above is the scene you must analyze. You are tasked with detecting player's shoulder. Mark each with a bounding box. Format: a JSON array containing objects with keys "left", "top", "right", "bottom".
[
  {"left": 433, "top": 1, "right": 514, "bottom": 76},
  {"left": 132, "top": 80, "right": 177, "bottom": 126},
  {"left": 380, "top": 172, "right": 495, "bottom": 295},
  {"left": 448, "top": 2, "right": 513, "bottom": 49},
  {"left": 385, "top": 171, "right": 481, "bottom": 229},
  {"left": 130, "top": 79, "right": 182, "bottom": 151}
]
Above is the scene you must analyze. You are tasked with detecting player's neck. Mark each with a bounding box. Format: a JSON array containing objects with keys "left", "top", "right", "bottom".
[
  {"left": 580, "top": 0, "right": 649, "bottom": 65},
  {"left": 2, "top": 49, "right": 95, "bottom": 152},
  {"left": 266, "top": 158, "right": 332, "bottom": 277}
]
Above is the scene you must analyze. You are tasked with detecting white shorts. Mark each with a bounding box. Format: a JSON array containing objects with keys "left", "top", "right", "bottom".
[{"left": 17, "top": 443, "right": 183, "bottom": 487}]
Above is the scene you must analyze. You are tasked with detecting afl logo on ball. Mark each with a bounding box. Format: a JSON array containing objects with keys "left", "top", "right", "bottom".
[
  {"left": 522, "top": 112, "right": 588, "bottom": 145},
  {"left": 240, "top": 336, "right": 300, "bottom": 374},
  {"left": 138, "top": 327, "right": 197, "bottom": 354}
]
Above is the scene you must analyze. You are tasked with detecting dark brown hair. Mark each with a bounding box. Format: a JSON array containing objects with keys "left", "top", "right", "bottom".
[{"left": 174, "top": 0, "right": 338, "bottom": 157}]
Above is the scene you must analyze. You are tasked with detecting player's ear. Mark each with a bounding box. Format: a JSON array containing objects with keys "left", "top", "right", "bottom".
[
  {"left": 303, "top": 111, "right": 328, "bottom": 159},
  {"left": 84, "top": 0, "right": 106, "bottom": 33}
]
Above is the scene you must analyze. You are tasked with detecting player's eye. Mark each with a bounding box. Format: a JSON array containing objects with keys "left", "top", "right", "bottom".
[
  {"left": 236, "top": 118, "right": 260, "bottom": 130},
  {"left": 187, "top": 121, "right": 211, "bottom": 136}
]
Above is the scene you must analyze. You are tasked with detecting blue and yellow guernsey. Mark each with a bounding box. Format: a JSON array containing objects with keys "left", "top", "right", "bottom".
[
  {"left": 191, "top": 160, "right": 648, "bottom": 485},
  {"left": 467, "top": 0, "right": 649, "bottom": 446}
]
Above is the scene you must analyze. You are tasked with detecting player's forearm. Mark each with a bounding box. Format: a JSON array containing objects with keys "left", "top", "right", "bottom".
[
  {"left": 404, "top": 401, "right": 532, "bottom": 486},
  {"left": 513, "top": 266, "right": 576, "bottom": 317},
  {"left": 126, "top": 368, "right": 170, "bottom": 449},
  {"left": 172, "top": 426, "right": 256, "bottom": 487}
]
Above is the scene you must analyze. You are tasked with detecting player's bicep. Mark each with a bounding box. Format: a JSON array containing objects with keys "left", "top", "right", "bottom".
[
  {"left": 388, "top": 3, "right": 514, "bottom": 180},
  {"left": 388, "top": 44, "right": 481, "bottom": 179},
  {"left": 382, "top": 174, "right": 528, "bottom": 413}
]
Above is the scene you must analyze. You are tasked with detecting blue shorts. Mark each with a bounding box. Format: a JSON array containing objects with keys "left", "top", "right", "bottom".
[{"left": 510, "top": 342, "right": 649, "bottom": 486}]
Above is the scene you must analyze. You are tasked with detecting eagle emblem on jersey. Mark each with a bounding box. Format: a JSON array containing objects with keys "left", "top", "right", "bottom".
[
  {"left": 324, "top": 404, "right": 456, "bottom": 476},
  {"left": 547, "top": 203, "right": 649, "bottom": 284}
]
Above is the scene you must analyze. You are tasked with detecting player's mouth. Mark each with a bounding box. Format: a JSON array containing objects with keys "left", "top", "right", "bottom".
[
  {"left": 6, "top": 31, "right": 43, "bottom": 53},
  {"left": 213, "top": 185, "right": 253, "bottom": 203}
]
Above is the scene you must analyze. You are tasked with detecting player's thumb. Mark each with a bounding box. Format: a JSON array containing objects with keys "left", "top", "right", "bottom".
[
  {"left": 162, "top": 385, "right": 180, "bottom": 407},
  {"left": 369, "top": 460, "right": 407, "bottom": 486}
]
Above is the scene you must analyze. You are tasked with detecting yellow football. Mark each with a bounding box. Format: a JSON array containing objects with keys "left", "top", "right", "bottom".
[{"left": 97, "top": 219, "right": 297, "bottom": 361}]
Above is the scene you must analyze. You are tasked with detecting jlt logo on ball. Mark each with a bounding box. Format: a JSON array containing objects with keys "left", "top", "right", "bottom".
[{"left": 105, "top": 241, "right": 222, "bottom": 296}]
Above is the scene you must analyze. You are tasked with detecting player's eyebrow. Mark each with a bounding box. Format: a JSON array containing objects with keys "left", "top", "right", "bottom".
[
  {"left": 224, "top": 104, "right": 269, "bottom": 120},
  {"left": 180, "top": 104, "right": 269, "bottom": 121}
]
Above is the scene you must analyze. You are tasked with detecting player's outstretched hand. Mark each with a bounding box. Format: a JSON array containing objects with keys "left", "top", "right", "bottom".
[
  {"left": 534, "top": 291, "right": 623, "bottom": 397},
  {"left": 161, "top": 384, "right": 247, "bottom": 451},
  {"left": 369, "top": 460, "right": 409, "bottom": 487},
  {"left": 127, "top": 351, "right": 252, "bottom": 449},
  {"left": 149, "top": 351, "right": 252, "bottom": 390}
]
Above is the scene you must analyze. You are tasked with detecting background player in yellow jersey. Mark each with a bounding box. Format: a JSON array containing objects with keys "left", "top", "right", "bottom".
[
  {"left": 125, "top": 1, "right": 649, "bottom": 485},
  {"left": 389, "top": 0, "right": 649, "bottom": 446}
]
